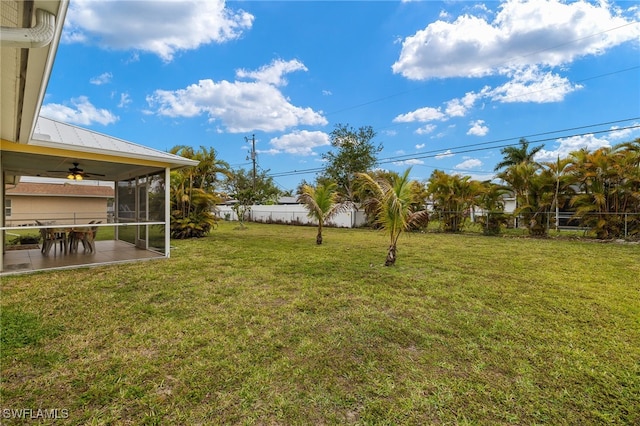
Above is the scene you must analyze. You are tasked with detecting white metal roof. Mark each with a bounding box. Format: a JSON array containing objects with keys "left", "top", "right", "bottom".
[{"left": 32, "top": 116, "right": 197, "bottom": 167}]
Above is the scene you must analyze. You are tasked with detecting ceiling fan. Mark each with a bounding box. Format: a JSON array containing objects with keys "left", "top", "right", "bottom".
[{"left": 47, "top": 162, "right": 106, "bottom": 180}]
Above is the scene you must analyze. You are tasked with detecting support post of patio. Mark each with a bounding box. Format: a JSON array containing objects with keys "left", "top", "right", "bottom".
[{"left": 165, "top": 167, "right": 170, "bottom": 258}]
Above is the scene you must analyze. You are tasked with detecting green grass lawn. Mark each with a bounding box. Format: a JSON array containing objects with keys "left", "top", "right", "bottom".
[{"left": 1, "top": 222, "right": 639, "bottom": 424}]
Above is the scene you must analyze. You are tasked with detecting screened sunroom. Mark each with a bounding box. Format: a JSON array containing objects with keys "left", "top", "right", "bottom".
[{"left": 1, "top": 117, "right": 197, "bottom": 275}]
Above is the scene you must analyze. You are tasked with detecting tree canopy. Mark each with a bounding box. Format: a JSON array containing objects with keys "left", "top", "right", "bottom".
[{"left": 321, "top": 123, "right": 383, "bottom": 201}]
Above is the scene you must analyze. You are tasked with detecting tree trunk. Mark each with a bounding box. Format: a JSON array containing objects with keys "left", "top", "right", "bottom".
[
  {"left": 316, "top": 228, "right": 323, "bottom": 245},
  {"left": 385, "top": 244, "right": 396, "bottom": 266}
]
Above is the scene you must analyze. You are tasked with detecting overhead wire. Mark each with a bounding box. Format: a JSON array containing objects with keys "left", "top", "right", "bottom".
[
  {"left": 268, "top": 118, "right": 640, "bottom": 178},
  {"left": 265, "top": 20, "right": 640, "bottom": 180}
]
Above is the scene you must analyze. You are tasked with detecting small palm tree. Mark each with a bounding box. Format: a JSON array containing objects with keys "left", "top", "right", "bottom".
[
  {"left": 357, "top": 168, "right": 430, "bottom": 266},
  {"left": 297, "top": 182, "right": 351, "bottom": 245}
]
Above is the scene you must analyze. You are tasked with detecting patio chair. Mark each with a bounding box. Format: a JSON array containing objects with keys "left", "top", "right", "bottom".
[
  {"left": 70, "top": 229, "right": 92, "bottom": 253},
  {"left": 86, "top": 222, "right": 100, "bottom": 253},
  {"left": 37, "top": 224, "right": 66, "bottom": 255},
  {"left": 38, "top": 226, "right": 51, "bottom": 254}
]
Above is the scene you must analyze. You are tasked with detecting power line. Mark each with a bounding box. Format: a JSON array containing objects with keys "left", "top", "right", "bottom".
[
  {"left": 267, "top": 118, "right": 640, "bottom": 179},
  {"left": 379, "top": 124, "right": 640, "bottom": 165},
  {"left": 379, "top": 117, "right": 640, "bottom": 163},
  {"left": 270, "top": 23, "right": 640, "bottom": 181}
]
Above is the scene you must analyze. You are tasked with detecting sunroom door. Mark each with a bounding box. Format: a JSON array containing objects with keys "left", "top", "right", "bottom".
[{"left": 136, "top": 178, "right": 148, "bottom": 249}]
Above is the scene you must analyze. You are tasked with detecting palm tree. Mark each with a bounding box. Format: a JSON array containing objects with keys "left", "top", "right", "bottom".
[
  {"left": 357, "top": 168, "right": 430, "bottom": 266},
  {"left": 542, "top": 156, "right": 574, "bottom": 231},
  {"left": 170, "top": 145, "right": 231, "bottom": 191},
  {"left": 475, "top": 181, "right": 510, "bottom": 235},
  {"left": 495, "top": 139, "right": 547, "bottom": 234},
  {"left": 169, "top": 170, "right": 220, "bottom": 238},
  {"left": 567, "top": 141, "right": 640, "bottom": 238},
  {"left": 494, "top": 138, "right": 544, "bottom": 171},
  {"left": 168, "top": 145, "right": 229, "bottom": 238},
  {"left": 297, "top": 182, "right": 351, "bottom": 245},
  {"left": 426, "top": 170, "right": 482, "bottom": 232}
]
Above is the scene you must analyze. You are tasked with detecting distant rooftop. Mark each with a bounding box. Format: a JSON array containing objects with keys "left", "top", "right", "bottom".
[{"left": 6, "top": 182, "right": 114, "bottom": 198}]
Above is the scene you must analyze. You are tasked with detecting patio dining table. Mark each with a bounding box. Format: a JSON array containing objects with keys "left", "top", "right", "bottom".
[{"left": 42, "top": 225, "right": 95, "bottom": 255}]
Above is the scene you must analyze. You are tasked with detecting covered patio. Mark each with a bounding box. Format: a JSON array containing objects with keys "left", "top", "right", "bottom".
[{"left": 1, "top": 117, "right": 198, "bottom": 275}]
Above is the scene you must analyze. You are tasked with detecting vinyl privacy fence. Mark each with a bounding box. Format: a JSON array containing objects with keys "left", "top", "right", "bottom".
[{"left": 216, "top": 205, "right": 368, "bottom": 228}]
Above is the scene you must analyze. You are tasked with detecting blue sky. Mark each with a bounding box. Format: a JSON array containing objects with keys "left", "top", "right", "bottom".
[{"left": 41, "top": 0, "right": 640, "bottom": 191}]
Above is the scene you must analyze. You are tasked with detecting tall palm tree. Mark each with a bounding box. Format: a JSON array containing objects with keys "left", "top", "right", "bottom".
[
  {"left": 542, "top": 156, "right": 574, "bottom": 231},
  {"left": 170, "top": 145, "right": 231, "bottom": 191},
  {"left": 495, "top": 139, "right": 546, "bottom": 233},
  {"left": 297, "top": 182, "right": 351, "bottom": 245},
  {"left": 494, "top": 138, "right": 544, "bottom": 171},
  {"left": 357, "top": 168, "right": 430, "bottom": 266}
]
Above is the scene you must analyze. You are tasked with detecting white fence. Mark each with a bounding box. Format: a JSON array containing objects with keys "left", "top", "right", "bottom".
[{"left": 216, "top": 205, "right": 368, "bottom": 228}]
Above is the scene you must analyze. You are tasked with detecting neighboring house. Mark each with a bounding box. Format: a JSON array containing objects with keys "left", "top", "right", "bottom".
[
  {"left": 1, "top": 1, "right": 198, "bottom": 274},
  {"left": 5, "top": 182, "right": 114, "bottom": 226}
]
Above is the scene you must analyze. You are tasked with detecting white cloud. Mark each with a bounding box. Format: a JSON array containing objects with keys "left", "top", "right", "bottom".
[
  {"left": 393, "top": 106, "right": 445, "bottom": 123},
  {"left": 488, "top": 66, "right": 582, "bottom": 103},
  {"left": 535, "top": 134, "right": 611, "bottom": 162},
  {"left": 445, "top": 91, "right": 480, "bottom": 117},
  {"left": 90, "top": 72, "right": 112, "bottom": 85},
  {"left": 118, "top": 93, "right": 131, "bottom": 108},
  {"left": 415, "top": 143, "right": 426, "bottom": 149},
  {"left": 455, "top": 158, "right": 483, "bottom": 170},
  {"left": 392, "top": 0, "right": 639, "bottom": 80},
  {"left": 256, "top": 148, "right": 280, "bottom": 155},
  {"left": 435, "top": 149, "right": 454, "bottom": 159},
  {"left": 608, "top": 123, "right": 640, "bottom": 141},
  {"left": 147, "top": 59, "right": 327, "bottom": 133},
  {"left": 416, "top": 124, "right": 437, "bottom": 135},
  {"left": 269, "top": 130, "right": 330, "bottom": 156},
  {"left": 395, "top": 65, "right": 581, "bottom": 129},
  {"left": 40, "top": 96, "right": 118, "bottom": 126},
  {"left": 393, "top": 158, "right": 425, "bottom": 166},
  {"left": 64, "top": 0, "right": 254, "bottom": 62},
  {"left": 467, "top": 120, "right": 489, "bottom": 136},
  {"left": 390, "top": 0, "right": 638, "bottom": 129},
  {"left": 236, "top": 59, "right": 307, "bottom": 86}
]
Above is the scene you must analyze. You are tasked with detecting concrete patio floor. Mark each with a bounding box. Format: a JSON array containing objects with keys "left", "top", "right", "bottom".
[{"left": 2, "top": 240, "right": 165, "bottom": 275}]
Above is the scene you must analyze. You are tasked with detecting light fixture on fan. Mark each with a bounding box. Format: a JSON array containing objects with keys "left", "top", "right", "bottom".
[{"left": 67, "top": 172, "right": 83, "bottom": 180}]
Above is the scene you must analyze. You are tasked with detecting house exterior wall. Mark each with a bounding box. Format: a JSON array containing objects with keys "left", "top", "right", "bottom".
[
  {"left": 216, "top": 204, "right": 368, "bottom": 228},
  {"left": 5, "top": 195, "right": 109, "bottom": 226}
]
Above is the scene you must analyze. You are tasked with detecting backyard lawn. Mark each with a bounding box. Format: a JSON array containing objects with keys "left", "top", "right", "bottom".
[{"left": 1, "top": 222, "right": 639, "bottom": 424}]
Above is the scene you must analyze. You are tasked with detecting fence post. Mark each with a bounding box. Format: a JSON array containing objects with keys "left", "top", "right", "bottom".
[{"left": 625, "top": 213, "right": 628, "bottom": 238}]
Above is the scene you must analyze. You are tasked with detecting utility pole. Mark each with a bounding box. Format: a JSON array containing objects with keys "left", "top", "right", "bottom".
[{"left": 245, "top": 134, "right": 256, "bottom": 191}]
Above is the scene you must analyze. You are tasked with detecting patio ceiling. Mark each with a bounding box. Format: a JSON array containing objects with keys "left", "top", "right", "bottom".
[{"left": 1, "top": 150, "right": 166, "bottom": 183}]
